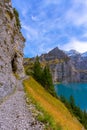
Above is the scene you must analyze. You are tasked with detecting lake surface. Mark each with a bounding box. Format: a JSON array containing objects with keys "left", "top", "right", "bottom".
[{"left": 55, "top": 83, "right": 87, "bottom": 111}]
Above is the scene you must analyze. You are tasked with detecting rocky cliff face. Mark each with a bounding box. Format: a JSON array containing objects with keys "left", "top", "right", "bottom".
[
  {"left": 0, "top": 0, "right": 25, "bottom": 99},
  {"left": 50, "top": 61, "right": 80, "bottom": 83},
  {"left": 40, "top": 47, "right": 80, "bottom": 83},
  {"left": 66, "top": 50, "right": 87, "bottom": 82}
]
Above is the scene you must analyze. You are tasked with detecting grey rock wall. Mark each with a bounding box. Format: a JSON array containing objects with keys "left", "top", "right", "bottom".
[
  {"left": 50, "top": 61, "right": 80, "bottom": 83},
  {"left": 40, "top": 47, "right": 80, "bottom": 83},
  {"left": 0, "top": 0, "right": 25, "bottom": 99}
]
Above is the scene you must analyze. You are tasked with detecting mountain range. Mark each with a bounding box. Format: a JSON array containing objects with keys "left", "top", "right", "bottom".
[{"left": 39, "top": 47, "right": 87, "bottom": 83}]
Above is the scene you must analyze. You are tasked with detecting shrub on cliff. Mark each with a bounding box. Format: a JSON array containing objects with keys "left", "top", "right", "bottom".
[{"left": 13, "top": 8, "right": 21, "bottom": 30}]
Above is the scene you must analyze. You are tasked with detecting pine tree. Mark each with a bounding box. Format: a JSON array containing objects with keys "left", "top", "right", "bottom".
[
  {"left": 33, "top": 58, "right": 56, "bottom": 97},
  {"left": 69, "top": 95, "right": 75, "bottom": 109},
  {"left": 42, "top": 66, "right": 56, "bottom": 96},
  {"left": 33, "top": 56, "right": 42, "bottom": 83}
]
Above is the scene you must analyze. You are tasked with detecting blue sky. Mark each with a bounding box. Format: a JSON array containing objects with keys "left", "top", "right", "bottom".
[{"left": 12, "top": 0, "right": 87, "bottom": 57}]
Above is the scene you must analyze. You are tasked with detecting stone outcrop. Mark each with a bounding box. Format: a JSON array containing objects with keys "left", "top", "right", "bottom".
[{"left": 0, "top": 0, "right": 25, "bottom": 99}]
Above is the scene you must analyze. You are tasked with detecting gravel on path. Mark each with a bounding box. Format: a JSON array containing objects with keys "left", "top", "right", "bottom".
[{"left": 0, "top": 84, "right": 44, "bottom": 130}]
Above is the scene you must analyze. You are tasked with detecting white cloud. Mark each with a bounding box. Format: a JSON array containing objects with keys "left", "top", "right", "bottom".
[
  {"left": 22, "top": 9, "right": 28, "bottom": 17},
  {"left": 22, "top": 24, "right": 39, "bottom": 40},
  {"left": 65, "top": 0, "right": 87, "bottom": 26},
  {"left": 82, "top": 32, "right": 87, "bottom": 38},
  {"left": 60, "top": 38, "right": 87, "bottom": 53},
  {"left": 31, "top": 16, "right": 38, "bottom": 21},
  {"left": 37, "top": 42, "right": 54, "bottom": 54},
  {"left": 72, "top": 0, "right": 87, "bottom": 5},
  {"left": 66, "top": 10, "right": 87, "bottom": 26},
  {"left": 12, "top": 0, "right": 87, "bottom": 57}
]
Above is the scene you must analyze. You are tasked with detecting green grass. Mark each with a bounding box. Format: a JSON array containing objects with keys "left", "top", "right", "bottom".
[
  {"left": 25, "top": 88, "right": 61, "bottom": 130},
  {"left": 23, "top": 77, "right": 84, "bottom": 130}
]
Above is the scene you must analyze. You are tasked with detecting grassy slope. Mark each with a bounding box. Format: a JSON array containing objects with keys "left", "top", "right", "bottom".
[{"left": 23, "top": 77, "right": 83, "bottom": 130}]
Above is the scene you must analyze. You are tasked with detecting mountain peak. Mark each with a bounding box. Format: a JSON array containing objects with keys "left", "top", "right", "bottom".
[
  {"left": 40, "top": 47, "right": 69, "bottom": 61},
  {"left": 48, "top": 47, "right": 59, "bottom": 55}
]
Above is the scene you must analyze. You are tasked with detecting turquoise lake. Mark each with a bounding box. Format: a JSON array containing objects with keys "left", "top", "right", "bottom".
[{"left": 55, "top": 83, "right": 87, "bottom": 111}]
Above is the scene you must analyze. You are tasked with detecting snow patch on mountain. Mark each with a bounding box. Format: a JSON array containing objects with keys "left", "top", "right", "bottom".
[
  {"left": 65, "top": 50, "right": 80, "bottom": 56},
  {"left": 81, "top": 52, "right": 87, "bottom": 57}
]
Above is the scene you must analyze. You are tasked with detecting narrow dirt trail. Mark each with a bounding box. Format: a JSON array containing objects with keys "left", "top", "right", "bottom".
[{"left": 0, "top": 79, "right": 44, "bottom": 130}]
